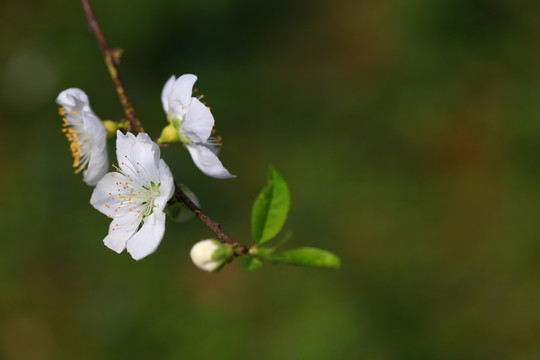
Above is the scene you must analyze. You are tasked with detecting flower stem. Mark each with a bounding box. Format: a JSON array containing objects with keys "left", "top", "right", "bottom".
[
  {"left": 80, "top": 0, "right": 144, "bottom": 133},
  {"left": 173, "top": 184, "right": 250, "bottom": 255}
]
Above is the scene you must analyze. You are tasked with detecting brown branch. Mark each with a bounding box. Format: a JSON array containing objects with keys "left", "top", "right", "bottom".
[
  {"left": 173, "top": 184, "right": 250, "bottom": 255},
  {"left": 79, "top": 0, "right": 251, "bottom": 255},
  {"left": 80, "top": 0, "right": 144, "bottom": 133}
]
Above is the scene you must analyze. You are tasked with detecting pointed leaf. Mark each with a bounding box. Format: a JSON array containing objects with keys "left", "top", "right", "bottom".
[
  {"left": 238, "top": 255, "right": 263, "bottom": 272},
  {"left": 258, "top": 247, "right": 341, "bottom": 268},
  {"left": 251, "top": 166, "right": 290, "bottom": 245}
]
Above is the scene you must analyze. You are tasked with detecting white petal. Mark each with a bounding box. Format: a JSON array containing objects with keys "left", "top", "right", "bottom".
[
  {"left": 84, "top": 146, "right": 108, "bottom": 186},
  {"left": 135, "top": 132, "right": 157, "bottom": 148},
  {"left": 90, "top": 172, "right": 135, "bottom": 217},
  {"left": 56, "top": 88, "right": 94, "bottom": 114},
  {"left": 126, "top": 210, "right": 166, "bottom": 260},
  {"left": 83, "top": 111, "right": 107, "bottom": 151},
  {"left": 103, "top": 213, "right": 141, "bottom": 254},
  {"left": 171, "top": 74, "right": 197, "bottom": 108},
  {"left": 128, "top": 133, "right": 161, "bottom": 182},
  {"left": 180, "top": 98, "right": 214, "bottom": 143},
  {"left": 115, "top": 131, "right": 159, "bottom": 182},
  {"left": 185, "top": 144, "right": 236, "bottom": 179},
  {"left": 155, "top": 159, "right": 175, "bottom": 210},
  {"left": 83, "top": 113, "right": 108, "bottom": 185},
  {"left": 168, "top": 74, "right": 197, "bottom": 119},
  {"left": 56, "top": 88, "right": 89, "bottom": 108},
  {"left": 161, "top": 75, "right": 176, "bottom": 115},
  {"left": 115, "top": 130, "right": 136, "bottom": 162}
]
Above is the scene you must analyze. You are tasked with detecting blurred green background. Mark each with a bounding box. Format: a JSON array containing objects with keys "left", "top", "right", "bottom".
[{"left": 2, "top": 0, "right": 540, "bottom": 358}]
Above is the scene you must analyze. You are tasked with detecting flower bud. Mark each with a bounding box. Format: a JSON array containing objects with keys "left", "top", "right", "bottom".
[
  {"left": 165, "top": 187, "right": 199, "bottom": 223},
  {"left": 190, "top": 239, "right": 233, "bottom": 272},
  {"left": 158, "top": 123, "right": 180, "bottom": 144},
  {"left": 102, "top": 120, "right": 118, "bottom": 139}
]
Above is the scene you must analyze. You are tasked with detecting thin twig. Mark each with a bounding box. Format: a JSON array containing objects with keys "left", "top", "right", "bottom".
[
  {"left": 173, "top": 184, "right": 250, "bottom": 255},
  {"left": 80, "top": 0, "right": 250, "bottom": 254},
  {"left": 80, "top": 0, "right": 144, "bottom": 133}
]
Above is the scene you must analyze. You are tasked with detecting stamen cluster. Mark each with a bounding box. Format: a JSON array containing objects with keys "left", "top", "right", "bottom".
[
  {"left": 61, "top": 108, "right": 93, "bottom": 174},
  {"left": 56, "top": 88, "right": 108, "bottom": 186}
]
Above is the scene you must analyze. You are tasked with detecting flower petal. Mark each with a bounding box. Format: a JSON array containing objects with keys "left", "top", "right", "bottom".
[
  {"left": 126, "top": 210, "right": 166, "bottom": 260},
  {"left": 115, "top": 131, "right": 160, "bottom": 182},
  {"left": 181, "top": 98, "right": 214, "bottom": 143},
  {"left": 103, "top": 213, "right": 141, "bottom": 254},
  {"left": 115, "top": 130, "right": 136, "bottom": 161},
  {"left": 155, "top": 159, "right": 175, "bottom": 210},
  {"left": 129, "top": 133, "right": 161, "bottom": 182},
  {"left": 84, "top": 146, "right": 108, "bottom": 186},
  {"left": 171, "top": 74, "right": 197, "bottom": 108},
  {"left": 185, "top": 144, "right": 236, "bottom": 179},
  {"left": 83, "top": 111, "right": 107, "bottom": 150},
  {"left": 82, "top": 112, "right": 108, "bottom": 185},
  {"left": 90, "top": 172, "right": 135, "bottom": 217},
  {"left": 56, "top": 88, "right": 94, "bottom": 115},
  {"left": 168, "top": 74, "right": 197, "bottom": 121},
  {"left": 56, "top": 88, "right": 89, "bottom": 108},
  {"left": 161, "top": 75, "right": 176, "bottom": 115}
]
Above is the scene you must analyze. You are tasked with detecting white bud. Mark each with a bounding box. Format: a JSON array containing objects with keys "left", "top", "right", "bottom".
[{"left": 190, "top": 239, "right": 233, "bottom": 272}]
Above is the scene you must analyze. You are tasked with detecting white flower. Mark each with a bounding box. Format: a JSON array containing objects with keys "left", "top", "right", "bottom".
[
  {"left": 56, "top": 88, "right": 108, "bottom": 186},
  {"left": 90, "top": 131, "right": 175, "bottom": 260},
  {"left": 190, "top": 239, "right": 233, "bottom": 272},
  {"left": 161, "top": 74, "right": 235, "bottom": 179}
]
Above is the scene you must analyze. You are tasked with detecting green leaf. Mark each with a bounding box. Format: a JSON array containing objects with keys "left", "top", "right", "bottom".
[
  {"left": 257, "top": 247, "right": 341, "bottom": 268},
  {"left": 238, "top": 256, "right": 263, "bottom": 272},
  {"left": 251, "top": 166, "right": 290, "bottom": 245}
]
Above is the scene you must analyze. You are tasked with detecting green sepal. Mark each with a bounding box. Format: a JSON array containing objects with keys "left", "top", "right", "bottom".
[
  {"left": 157, "top": 123, "right": 180, "bottom": 144},
  {"left": 210, "top": 240, "right": 233, "bottom": 263},
  {"left": 211, "top": 244, "right": 226, "bottom": 261},
  {"left": 102, "top": 120, "right": 118, "bottom": 139}
]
